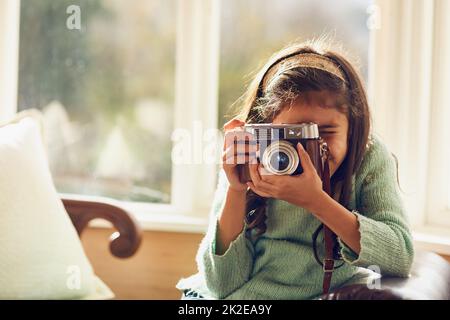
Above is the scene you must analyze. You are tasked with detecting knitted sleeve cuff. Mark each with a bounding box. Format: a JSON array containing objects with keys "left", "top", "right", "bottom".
[
  {"left": 201, "top": 218, "right": 254, "bottom": 298},
  {"left": 337, "top": 210, "right": 360, "bottom": 263},
  {"left": 338, "top": 211, "right": 391, "bottom": 266},
  {"left": 337, "top": 211, "right": 412, "bottom": 276},
  {"left": 210, "top": 218, "right": 246, "bottom": 253}
]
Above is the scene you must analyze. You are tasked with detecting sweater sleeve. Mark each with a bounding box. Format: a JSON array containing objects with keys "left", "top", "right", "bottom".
[
  {"left": 195, "top": 170, "right": 255, "bottom": 299},
  {"left": 337, "top": 137, "right": 414, "bottom": 277}
]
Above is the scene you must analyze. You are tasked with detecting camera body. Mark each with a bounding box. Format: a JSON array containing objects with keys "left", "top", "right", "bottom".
[{"left": 238, "top": 123, "right": 326, "bottom": 183}]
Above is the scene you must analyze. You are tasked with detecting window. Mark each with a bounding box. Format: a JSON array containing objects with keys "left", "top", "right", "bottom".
[
  {"left": 10, "top": 0, "right": 219, "bottom": 229},
  {"left": 218, "top": 0, "right": 373, "bottom": 127},
  {"left": 18, "top": 0, "right": 176, "bottom": 204},
  {"left": 11, "top": 0, "right": 450, "bottom": 239},
  {"left": 370, "top": 0, "right": 450, "bottom": 235},
  {"left": 425, "top": 0, "right": 450, "bottom": 227}
]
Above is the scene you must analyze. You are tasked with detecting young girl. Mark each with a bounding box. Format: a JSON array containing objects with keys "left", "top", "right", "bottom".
[{"left": 176, "top": 40, "right": 414, "bottom": 300}]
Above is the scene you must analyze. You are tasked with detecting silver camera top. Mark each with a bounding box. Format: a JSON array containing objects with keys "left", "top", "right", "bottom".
[{"left": 243, "top": 122, "right": 319, "bottom": 140}]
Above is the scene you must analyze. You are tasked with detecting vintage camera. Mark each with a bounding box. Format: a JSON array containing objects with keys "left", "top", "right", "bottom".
[{"left": 238, "top": 123, "right": 327, "bottom": 183}]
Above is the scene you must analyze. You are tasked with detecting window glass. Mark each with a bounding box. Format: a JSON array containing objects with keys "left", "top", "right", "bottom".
[{"left": 18, "top": 0, "right": 176, "bottom": 203}]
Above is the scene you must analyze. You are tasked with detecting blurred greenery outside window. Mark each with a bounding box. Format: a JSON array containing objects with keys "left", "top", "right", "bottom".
[
  {"left": 19, "top": 0, "right": 176, "bottom": 203},
  {"left": 219, "top": 0, "right": 372, "bottom": 127},
  {"left": 18, "top": 0, "right": 371, "bottom": 204}
]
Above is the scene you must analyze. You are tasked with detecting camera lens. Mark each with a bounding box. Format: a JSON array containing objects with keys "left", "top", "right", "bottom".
[
  {"left": 270, "top": 152, "right": 290, "bottom": 171},
  {"left": 262, "top": 140, "right": 299, "bottom": 175}
]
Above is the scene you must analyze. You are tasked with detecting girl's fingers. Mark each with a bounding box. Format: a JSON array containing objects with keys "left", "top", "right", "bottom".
[
  {"left": 223, "top": 118, "right": 245, "bottom": 131},
  {"left": 223, "top": 130, "right": 255, "bottom": 151},
  {"left": 296, "top": 143, "right": 316, "bottom": 174},
  {"left": 258, "top": 165, "right": 272, "bottom": 178},
  {"left": 228, "top": 141, "right": 258, "bottom": 155},
  {"left": 248, "top": 163, "right": 262, "bottom": 184},
  {"left": 259, "top": 173, "right": 279, "bottom": 183},
  {"left": 248, "top": 164, "right": 278, "bottom": 193},
  {"left": 222, "top": 152, "right": 257, "bottom": 165},
  {"left": 247, "top": 182, "right": 272, "bottom": 198},
  {"left": 222, "top": 145, "right": 257, "bottom": 165}
]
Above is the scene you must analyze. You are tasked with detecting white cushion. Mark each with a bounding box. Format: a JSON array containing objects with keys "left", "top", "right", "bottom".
[{"left": 0, "top": 114, "right": 114, "bottom": 299}]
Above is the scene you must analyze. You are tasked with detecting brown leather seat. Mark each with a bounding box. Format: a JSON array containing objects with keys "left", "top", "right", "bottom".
[{"left": 320, "top": 250, "right": 450, "bottom": 300}]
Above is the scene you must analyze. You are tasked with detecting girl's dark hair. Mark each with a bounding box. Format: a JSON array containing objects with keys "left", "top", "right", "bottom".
[{"left": 234, "top": 40, "right": 371, "bottom": 236}]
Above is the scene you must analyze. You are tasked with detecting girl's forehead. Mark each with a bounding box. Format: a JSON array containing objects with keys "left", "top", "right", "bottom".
[
  {"left": 295, "top": 90, "right": 346, "bottom": 107},
  {"left": 274, "top": 102, "right": 346, "bottom": 126}
]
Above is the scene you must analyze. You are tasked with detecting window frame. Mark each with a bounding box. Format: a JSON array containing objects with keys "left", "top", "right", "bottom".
[
  {"left": 425, "top": 0, "right": 450, "bottom": 228},
  {"left": 0, "top": 0, "right": 20, "bottom": 120},
  {"left": 370, "top": 0, "right": 450, "bottom": 253}
]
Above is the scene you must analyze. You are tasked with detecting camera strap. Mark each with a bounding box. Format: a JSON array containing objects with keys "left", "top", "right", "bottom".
[{"left": 321, "top": 147, "right": 336, "bottom": 294}]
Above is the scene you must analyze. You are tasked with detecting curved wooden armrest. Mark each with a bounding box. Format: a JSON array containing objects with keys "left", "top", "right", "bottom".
[{"left": 62, "top": 198, "right": 142, "bottom": 259}]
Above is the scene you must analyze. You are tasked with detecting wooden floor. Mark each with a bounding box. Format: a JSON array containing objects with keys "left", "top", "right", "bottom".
[
  {"left": 80, "top": 227, "right": 203, "bottom": 300},
  {"left": 81, "top": 227, "right": 450, "bottom": 299}
]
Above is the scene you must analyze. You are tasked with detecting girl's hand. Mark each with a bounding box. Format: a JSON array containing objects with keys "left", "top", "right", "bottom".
[
  {"left": 247, "top": 142, "right": 327, "bottom": 212},
  {"left": 221, "top": 118, "right": 257, "bottom": 193}
]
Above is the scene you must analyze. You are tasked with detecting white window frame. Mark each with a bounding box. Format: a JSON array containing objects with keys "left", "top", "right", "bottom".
[
  {"left": 0, "top": 0, "right": 220, "bottom": 233},
  {"left": 0, "top": 0, "right": 20, "bottom": 120},
  {"left": 370, "top": 0, "right": 450, "bottom": 254},
  {"left": 425, "top": 0, "right": 450, "bottom": 228}
]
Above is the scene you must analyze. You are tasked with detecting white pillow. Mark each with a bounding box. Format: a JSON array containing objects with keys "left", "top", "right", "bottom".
[{"left": 0, "top": 115, "right": 114, "bottom": 299}]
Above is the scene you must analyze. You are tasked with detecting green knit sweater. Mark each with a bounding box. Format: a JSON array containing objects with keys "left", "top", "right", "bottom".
[{"left": 176, "top": 135, "right": 414, "bottom": 299}]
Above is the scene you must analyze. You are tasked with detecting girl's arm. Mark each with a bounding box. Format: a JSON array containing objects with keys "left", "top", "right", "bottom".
[
  {"left": 196, "top": 171, "right": 255, "bottom": 299},
  {"left": 216, "top": 187, "right": 247, "bottom": 255},
  {"left": 311, "top": 138, "right": 414, "bottom": 277},
  {"left": 248, "top": 137, "right": 414, "bottom": 277},
  {"left": 309, "top": 192, "right": 361, "bottom": 254}
]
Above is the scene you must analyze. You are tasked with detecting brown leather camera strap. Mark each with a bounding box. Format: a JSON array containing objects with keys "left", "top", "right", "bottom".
[{"left": 321, "top": 152, "right": 336, "bottom": 294}]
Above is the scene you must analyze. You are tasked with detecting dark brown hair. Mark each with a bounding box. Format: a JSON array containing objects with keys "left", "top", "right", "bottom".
[{"left": 234, "top": 40, "right": 371, "bottom": 236}]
